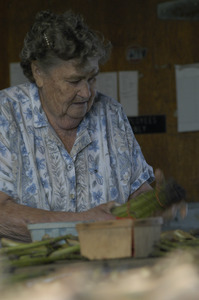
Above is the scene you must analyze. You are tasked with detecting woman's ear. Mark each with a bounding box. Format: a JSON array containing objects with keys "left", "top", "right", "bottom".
[{"left": 31, "top": 61, "right": 44, "bottom": 87}]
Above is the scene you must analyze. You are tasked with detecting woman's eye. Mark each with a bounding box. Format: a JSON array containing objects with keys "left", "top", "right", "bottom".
[
  {"left": 68, "top": 80, "right": 81, "bottom": 85},
  {"left": 88, "top": 76, "right": 96, "bottom": 83}
]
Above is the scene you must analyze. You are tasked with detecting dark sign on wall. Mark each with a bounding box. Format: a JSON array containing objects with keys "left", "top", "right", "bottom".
[
  {"left": 157, "top": 0, "right": 199, "bottom": 21},
  {"left": 126, "top": 45, "right": 147, "bottom": 62},
  {"left": 128, "top": 115, "right": 166, "bottom": 134}
]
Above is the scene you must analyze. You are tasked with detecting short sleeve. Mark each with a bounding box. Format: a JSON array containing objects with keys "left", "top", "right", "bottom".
[
  {"left": 130, "top": 136, "right": 154, "bottom": 193},
  {"left": 0, "top": 104, "right": 16, "bottom": 198},
  {"left": 122, "top": 110, "right": 155, "bottom": 193}
]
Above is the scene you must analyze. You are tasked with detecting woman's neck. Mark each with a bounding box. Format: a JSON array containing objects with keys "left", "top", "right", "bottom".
[{"left": 47, "top": 114, "right": 80, "bottom": 153}]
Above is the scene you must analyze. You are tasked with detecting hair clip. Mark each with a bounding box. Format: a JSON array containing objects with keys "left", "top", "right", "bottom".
[{"left": 44, "top": 33, "right": 51, "bottom": 48}]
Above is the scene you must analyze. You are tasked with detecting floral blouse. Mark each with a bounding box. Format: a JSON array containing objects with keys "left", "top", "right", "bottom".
[{"left": 0, "top": 83, "right": 154, "bottom": 212}]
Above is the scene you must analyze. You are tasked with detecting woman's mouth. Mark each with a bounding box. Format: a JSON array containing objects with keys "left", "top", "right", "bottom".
[{"left": 73, "top": 101, "right": 88, "bottom": 105}]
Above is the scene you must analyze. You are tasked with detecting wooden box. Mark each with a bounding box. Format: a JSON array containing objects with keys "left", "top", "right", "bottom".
[
  {"left": 133, "top": 217, "right": 163, "bottom": 258},
  {"left": 76, "top": 219, "right": 133, "bottom": 260}
]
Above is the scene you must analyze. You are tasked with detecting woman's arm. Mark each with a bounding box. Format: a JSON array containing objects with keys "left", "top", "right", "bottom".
[
  {"left": 128, "top": 181, "right": 153, "bottom": 200},
  {"left": 0, "top": 191, "right": 116, "bottom": 242}
]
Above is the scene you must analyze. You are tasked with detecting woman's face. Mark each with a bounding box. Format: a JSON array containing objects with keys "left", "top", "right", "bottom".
[{"left": 32, "top": 57, "right": 99, "bottom": 130}]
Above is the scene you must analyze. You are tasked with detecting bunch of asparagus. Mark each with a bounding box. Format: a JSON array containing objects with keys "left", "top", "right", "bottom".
[
  {"left": 0, "top": 234, "right": 82, "bottom": 269},
  {"left": 151, "top": 229, "right": 199, "bottom": 257},
  {"left": 112, "top": 171, "right": 186, "bottom": 219}
]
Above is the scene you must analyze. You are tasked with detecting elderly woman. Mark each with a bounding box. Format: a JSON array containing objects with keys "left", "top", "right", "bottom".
[{"left": 0, "top": 10, "right": 154, "bottom": 241}]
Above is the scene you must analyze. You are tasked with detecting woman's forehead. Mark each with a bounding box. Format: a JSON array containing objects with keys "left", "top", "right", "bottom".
[
  {"left": 72, "top": 57, "right": 99, "bottom": 72},
  {"left": 56, "top": 57, "right": 99, "bottom": 76}
]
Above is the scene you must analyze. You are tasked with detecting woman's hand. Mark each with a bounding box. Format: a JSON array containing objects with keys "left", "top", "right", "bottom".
[
  {"left": 80, "top": 201, "right": 117, "bottom": 221},
  {"left": 160, "top": 200, "right": 187, "bottom": 220},
  {"left": 155, "top": 168, "right": 188, "bottom": 220}
]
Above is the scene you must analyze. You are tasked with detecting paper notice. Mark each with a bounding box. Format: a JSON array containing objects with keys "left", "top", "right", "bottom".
[
  {"left": 96, "top": 72, "right": 118, "bottom": 100},
  {"left": 119, "top": 71, "right": 138, "bottom": 116},
  {"left": 175, "top": 63, "right": 199, "bottom": 132},
  {"left": 10, "top": 62, "right": 27, "bottom": 86}
]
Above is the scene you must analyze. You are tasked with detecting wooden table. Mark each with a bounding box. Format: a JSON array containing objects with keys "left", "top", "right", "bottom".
[{"left": 1, "top": 251, "right": 198, "bottom": 300}]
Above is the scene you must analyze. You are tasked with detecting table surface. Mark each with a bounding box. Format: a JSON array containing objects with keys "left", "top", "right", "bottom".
[
  {"left": 6, "top": 255, "right": 159, "bottom": 284},
  {"left": 2, "top": 252, "right": 197, "bottom": 300}
]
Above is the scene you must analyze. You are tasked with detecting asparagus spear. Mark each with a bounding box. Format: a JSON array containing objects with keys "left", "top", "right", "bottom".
[
  {"left": 0, "top": 234, "right": 76, "bottom": 256},
  {"left": 112, "top": 178, "right": 186, "bottom": 219},
  {"left": 0, "top": 235, "right": 82, "bottom": 269},
  {"left": 9, "top": 245, "right": 81, "bottom": 268},
  {"left": 152, "top": 237, "right": 199, "bottom": 257},
  {"left": 1, "top": 238, "right": 27, "bottom": 248},
  {"left": 48, "top": 244, "right": 80, "bottom": 260}
]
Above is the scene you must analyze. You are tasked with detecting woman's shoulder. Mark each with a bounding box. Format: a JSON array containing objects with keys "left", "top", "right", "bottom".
[
  {"left": 94, "top": 91, "right": 122, "bottom": 111},
  {"left": 0, "top": 82, "right": 36, "bottom": 104}
]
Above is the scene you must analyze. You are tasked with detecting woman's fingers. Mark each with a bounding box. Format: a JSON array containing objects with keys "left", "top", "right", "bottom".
[
  {"left": 161, "top": 200, "right": 188, "bottom": 220},
  {"left": 155, "top": 168, "right": 165, "bottom": 190}
]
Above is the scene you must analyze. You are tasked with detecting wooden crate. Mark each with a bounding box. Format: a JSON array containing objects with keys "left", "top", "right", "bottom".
[
  {"left": 133, "top": 217, "right": 163, "bottom": 258},
  {"left": 76, "top": 219, "right": 133, "bottom": 260}
]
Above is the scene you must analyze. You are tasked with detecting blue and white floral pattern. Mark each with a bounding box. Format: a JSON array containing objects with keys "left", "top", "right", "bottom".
[{"left": 0, "top": 83, "right": 154, "bottom": 212}]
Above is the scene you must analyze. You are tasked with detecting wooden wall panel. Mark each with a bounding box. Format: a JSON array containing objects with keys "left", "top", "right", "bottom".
[
  {"left": 0, "top": 2, "right": 9, "bottom": 88},
  {"left": 1, "top": 0, "right": 199, "bottom": 202}
]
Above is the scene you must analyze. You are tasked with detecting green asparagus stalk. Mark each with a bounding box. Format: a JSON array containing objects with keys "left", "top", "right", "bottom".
[
  {"left": 9, "top": 256, "right": 54, "bottom": 268},
  {"left": 9, "top": 245, "right": 81, "bottom": 268},
  {"left": 0, "top": 235, "right": 82, "bottom": 269},
  {"left": 48, "top": 244, "right": 80, "bottom": 260},
  {"left": 152, "top": 237, "right": 199, "bottom": 257},
  {"left": 0, "top": 234, "right": 75, "bottom": 256},
  {"left": 0, "top": 238, "right": 27, "bottom": 248},
  {"left": 112, "top": 178, "right": 186, "bottom": 218},
  {"left": 15, "top": 246, "right": 49, "bottom": 258}
]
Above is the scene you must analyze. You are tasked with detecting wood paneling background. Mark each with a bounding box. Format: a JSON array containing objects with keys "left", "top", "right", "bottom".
[{"left": 1, "top": 0, "right": 199, "bottom": 202}]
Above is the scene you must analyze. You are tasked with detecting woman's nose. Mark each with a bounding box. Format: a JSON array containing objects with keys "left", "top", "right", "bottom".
[{"left": 77, "top": 80, "right": 91, "bottom": 99}]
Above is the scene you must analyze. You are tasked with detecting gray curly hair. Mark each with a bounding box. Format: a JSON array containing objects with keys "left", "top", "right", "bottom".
[{"left": 20, "top": 10, "right": 112, "bottom": 82}]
